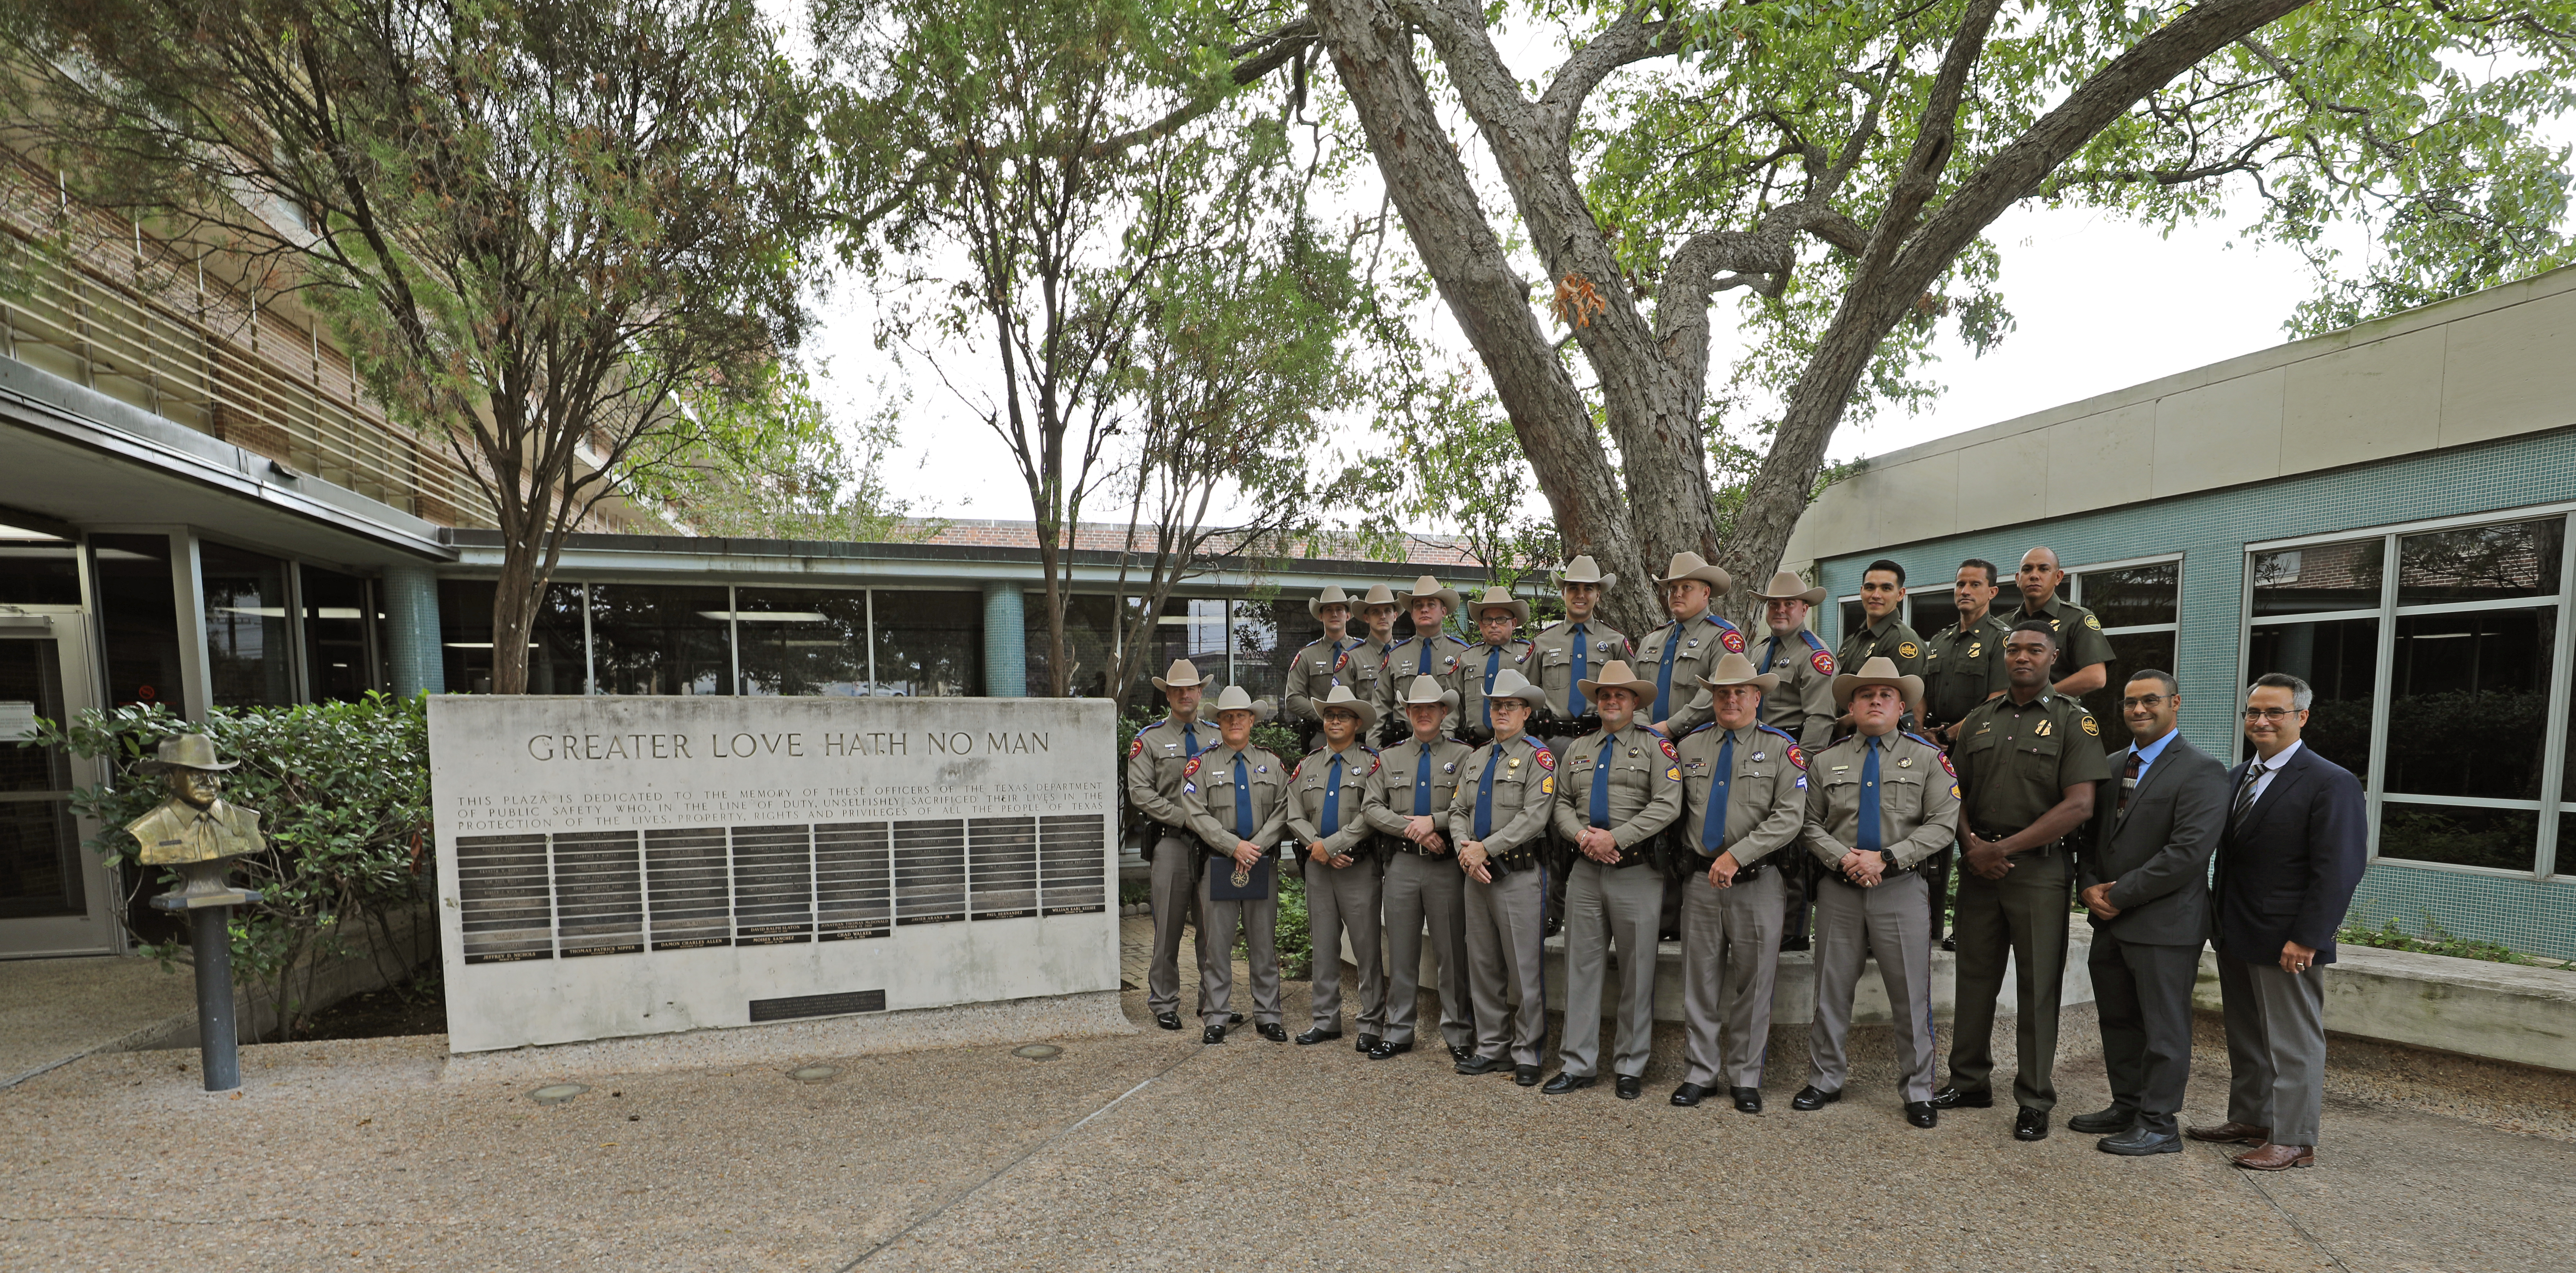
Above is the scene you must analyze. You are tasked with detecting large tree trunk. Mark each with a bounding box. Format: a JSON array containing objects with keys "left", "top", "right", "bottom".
[{"left": 489, "top": 524, "right": 541, "bottom": 695}]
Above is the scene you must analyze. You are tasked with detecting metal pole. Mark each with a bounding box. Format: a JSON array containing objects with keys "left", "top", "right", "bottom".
[{"left": 191, "top": 903, "right": 240, "bottom": 1092}]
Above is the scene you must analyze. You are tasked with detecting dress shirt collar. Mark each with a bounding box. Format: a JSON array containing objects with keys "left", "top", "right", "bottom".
[{"left": 2129, "top": 727, "right": 2179, "bottom": 768}]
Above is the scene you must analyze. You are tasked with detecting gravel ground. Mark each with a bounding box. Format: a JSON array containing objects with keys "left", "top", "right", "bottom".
[{"left": 3, "top": 924, "right": 2569, "bottom": 1272}]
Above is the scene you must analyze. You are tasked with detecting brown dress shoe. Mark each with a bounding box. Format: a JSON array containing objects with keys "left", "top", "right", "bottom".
[
  {"left": 2233, "top": 1142, "right": 2315, "bottom": 1171},
  {"left": 2184, "top": 1121, "right": 2270, "bottom": 1145}
]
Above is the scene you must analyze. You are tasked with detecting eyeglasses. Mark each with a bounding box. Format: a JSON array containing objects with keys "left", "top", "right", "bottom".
[
  {"left": 2241, "top": 707, "right": 2299, "bottom": 721},
  {"left": 2118, "top": 695, "right": 2169, "bottom": 710}
]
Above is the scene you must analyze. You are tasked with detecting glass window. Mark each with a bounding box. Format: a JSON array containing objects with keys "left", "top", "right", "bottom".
[
  {"left": 2399, "top": 519, "right": 2563, "bottom": 605},
  {"left": 0, "top": 634, "right": 84, "bottom": 917},
  {"left": 437, "top": 579, "right": 587, "bottom": 694},
  {"left": 1031, "top": 593, "right": 1123, "bottom": 700},
  {"left": 0, "top": 526, "right": 81, "bottom": 606},
  {"left": 1233, "top": 598, "right": 1318, "bottom": 704},
  {"left": 200, "top": 541, "right": 296, "bottom": 708},
  {"left": 1838, "top": 598, "right": 1865, "bottom": 644},
  {"left": 2385, "top": 609, "right": 2553, "bottom": 801},
  {"left": 873, "top": 590, "right": 981, "bottom": 697},
  {"left": 590, "top": 584, "right": 731, "bottom": 695},
  {"left": 1908, "top": 589, "right": 1960, "bottom": 639},
  {"left": 2076, "top": 562, "right": 2180, "bottom": 628},
  {"left": 2245, "top": 617, "right": 2377, "bottom": 780},
  {"left": 91, "top": 535, "right": 186, "bottom": 713},
  {"left": 1154, "top": 597, "right": 1230, "bottom": 685},
  {"left": 2078, "top": 631, "right": 2178, "bottom": 756},
  {"left": 299, "top": 565, "right": 378, "bottom": 703},
  {"left": 2252, "top": 539, "right": 2384, "bottom": 616},
  {"left": 2380, "top": 805, "right": 2537, "bottom": 873},
  {"left": 734, "top": 587, "right": 869, "bottom": 696}
]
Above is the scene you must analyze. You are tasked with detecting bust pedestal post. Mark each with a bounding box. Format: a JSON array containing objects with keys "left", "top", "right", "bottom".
[{"left": 150, "top": 861, "right": 263, "bottom": 1094}]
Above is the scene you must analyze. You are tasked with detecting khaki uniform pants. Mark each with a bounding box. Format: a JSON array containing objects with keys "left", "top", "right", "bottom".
[
  {"left": 1946, "top": 850, "right": 2071, "bottom": 1112},
  {"left": 1381, "top": 850, "right": 1472, "bottom": 1049},
  {"left": 1463, "top": 865, "right": 1547, "bottom": 1066},
  {"left": 1557, "top": 857, "right": 1666, "bottom": 1079},
  {"left": 1147, "top": 833, "right": 1207, "bottom": 1017},
  {"left": 1679, "top": 866, "right": 1784, "bottom": 1089},
  {"left": 1303, "top": 853, "right": 1386, "bottom": 1034},
  {"left": 1808, "top": 871, "right": 1937, "bottom": 1102},
  {"left": 1198, "top": 860, "right": 1283, "bottom": 1028}
]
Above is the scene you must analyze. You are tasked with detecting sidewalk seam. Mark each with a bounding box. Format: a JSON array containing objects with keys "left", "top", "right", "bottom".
[{"left": 2200, "top": 1142, "right": 2355, "bottom": 1273}]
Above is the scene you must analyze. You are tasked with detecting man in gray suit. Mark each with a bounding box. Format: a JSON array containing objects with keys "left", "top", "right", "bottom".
[{"left": 2071, "top": 670, "right": 2228, "bottom": 1155}]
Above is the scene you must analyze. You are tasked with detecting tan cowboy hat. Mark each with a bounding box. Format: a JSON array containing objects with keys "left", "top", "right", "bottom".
[
  {"left": 1356, "top": 582, "right": 1401, "bottom": 613},
  {"left": 1694, "top": 650, "right": 1779, "bottom": 695},
  {"left": 1574, "top": 659, "right": 1659, "bottom": 703},
  {"left": 1556, "top": 555, "right": 1618, "bottom": 591},
  {"left": 1831, "top": 655, "right": 1924, "bottom": 711},
  {"left": 1209, "top": 685, "right": 1272, "bottom": 720},
  {"left": 1151, "top": 659, "right": 1208, "bottom": 692},
  {"left": 1483, "top": 668, "right": 1548, "bottom": 709},
  {"left": 1306, "top": 585, "right": 1357, "bottom": 621},
  {"left": 1465, "top": 585, "right": 1530, "bottom": 626},
  {"left": 1658, "top": 551, "right": 1733, "bottom": 593},
  {"left": 1749, "top": 568, "right": 1827, "bottom": 606},
  {"left": 1399, "top": 574, "right": 1462, "bottom": 611},
  {"left": 1394, "top": 673, "right": 1460, "bottom": 711},
  {"left": 1312, "top": 685, "right": 1381, "bottom": 729},
  {"left": 138, "top": 734, "right": 237, "bottom": 773}
]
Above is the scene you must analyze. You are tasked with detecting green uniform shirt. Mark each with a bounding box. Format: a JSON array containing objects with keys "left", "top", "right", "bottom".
[
  {"left": 1801, "top": 730, "right": 1960, "bottom": 869},
  {"left": 2008, "top": 595, "right": 2117, "bottom": 687},
  {"left": 1836, "top": 613, "right": 1926, "bottom": 678},
  {"left": 1546, "top": 725, "right": 1686, "bottom": 853},
  {"left": 1676, "top": 722, "right": 1809, "bottom": 865},
  {"left": 1921, "top": 613, "right": 2014, "bottom": 732},
  {"left": 1952, "top": 690, "right": 2113, "bottom": 836}
]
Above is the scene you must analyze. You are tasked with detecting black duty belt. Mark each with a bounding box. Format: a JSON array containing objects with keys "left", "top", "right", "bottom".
[
  {"left": 1821, "top": 859, "right": 1919, "bottom": 885},
  {"left": 1483, "top": 847, "right": 1540, "bottom": 876},
  {"left": 1971, "top": 827, "right": 2071, "bottom": 857},
  {"left": 1689, "top": 850, "right": 1769, "bottom": 882}
]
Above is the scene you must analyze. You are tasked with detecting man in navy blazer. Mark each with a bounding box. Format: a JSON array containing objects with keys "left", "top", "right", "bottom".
[
  {"left": 2073, "top": 670, "right": 2228, "bottom": 1156},
  {"left": 2187, "top": 672, "right": 2367, "bottom": 1171}
]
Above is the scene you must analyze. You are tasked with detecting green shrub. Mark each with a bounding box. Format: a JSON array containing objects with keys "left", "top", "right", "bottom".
[{"left": 27, "top": 694, "right": 432, "bottom": 1038}]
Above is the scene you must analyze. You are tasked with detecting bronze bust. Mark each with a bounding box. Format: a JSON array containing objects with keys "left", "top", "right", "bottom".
[{"left": 126, "top": 735, "right": 265, "bottom": 877}]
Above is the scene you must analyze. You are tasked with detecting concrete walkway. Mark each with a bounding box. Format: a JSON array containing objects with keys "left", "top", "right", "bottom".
[
  {"left": 0, "top": 954, "right": 197, "bottom": 1088},
  {"left": 3, "top": 927, "right": 2570, "bottom": 1271}
]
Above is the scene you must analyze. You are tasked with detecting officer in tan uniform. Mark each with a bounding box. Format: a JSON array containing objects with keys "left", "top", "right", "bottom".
[
  {"left": 1794, "top": 657, "right": 1960, "bottom": 1129},
  {"left": 1526, "top": 555, "right": 1632, "bottom": 751},
  {"left": 1934, "top": 621, "right": 2113, "bottom": 1142},
  {"left": 1546, "top": 660, "right": 1684, "bottom": 1099},
  {"left": 1126, "top": 659, "right": 1220, "bottom": 1032},
  {"left": 1361, "top": 674, "right": 1477, "bottom": 1061},
  {"left": 1282, "top": 585, "right": 1364, "bottom": 754},
  {"left": 2007, "top": 547, "right": 2117, "bottom": 698},
  {"left": 1633, "top": 552, "right": 1747, "bottom": 738},
  {"left": 1669, "top": 653, "right": 1809, "bottom": 1112},
  {"left": 1349, "top": 582, "right": 1403, "bottom": 711},
  {"left": 1920, "top": 557, "right": 2014, "bottom": 951},
  {"left": 1284, "top": 686, "right": 1388, "bottom": 1051},
  {"left": 1176, "top": 685, "right": 1294, "bottom": 1045},
  {"left": 1372, "top": 575, "right": 1473, "bottom": 742},
  {"left": 1455, "top": 586, "right": 1538, "bottom": 747},
  {"left": 1447, "top": 669, "right": 1557, "bottom": 1084},
  {"left": 1746, "top": 568, "right": 1837, "bottom": 953}
]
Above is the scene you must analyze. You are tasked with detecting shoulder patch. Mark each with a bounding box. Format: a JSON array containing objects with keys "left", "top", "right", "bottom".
[
  {"left": 1534, "top": 747, "right": 1556, "bottom": 771},
  {"left": 1658, "top": 736, "right": 1679, "bottom": 761},
  {"left": 2084, "top": 613, "right": 2102, "bottom": 630},
  {"left": 1784, "top": 744, "right": 1807, "bottom": 771},
  {"left": 1897, "top": 640, "right": 1920, "bottom": 660},
  {"left": 1129, "top": 738, "right": 1144, "bottom": 759},
  {"left": 1183, "top": 756, "right": 1202, "bottom": 777},
  {"left": 1940, "top": 752, "right": 1958, "bottom": 778},
  {"left": 1810, "top": 649, "right": 1835, "bottom": 676},
  {"left": 1334, "top": 649, "right": 1349, "bottom": 673},
  {"left": 1950, "top": 782, "right": 1962, "bottom": 798},
  {"left": 1721, "top": 628, "right": 1746, "bottom": 654},
  {"left": 2081, "top": 714, "right": 2100, "bottom": 736},
  {"left": 1666, "top": 766, "right": 1682, "bottom": 781}
]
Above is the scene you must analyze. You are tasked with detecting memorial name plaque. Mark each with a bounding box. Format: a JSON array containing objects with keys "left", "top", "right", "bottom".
[{"left": 429, "top": 695, "right": 1116, "bottom": 1053}]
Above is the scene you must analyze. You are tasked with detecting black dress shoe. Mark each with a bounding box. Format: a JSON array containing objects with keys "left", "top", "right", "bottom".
[
  {"left": 1670, "top": 1082, "right": 1709, "bottom": 1107},
  {"left": 1939, "top": 935, "right": 1957, "bottom": 952},
  {"left": 1257, "top": 1022, "right": 1288, "bottom": 1043},
  {"left": 1615, "top": 1076, "right": 1642, "bottom": 1101},
  {"left": 2014, "top": 1107, "right": 2050, "bottom": 1140},
  {"left": 1355, "top": 1034, "right": 1381, "bottom": 1053},
  {"left": 2068, "top": 1106, "right": 2135, "bottom": 1135},
  {"left": 1294, "top": 1027, "right": 1342, "bottom": 1046},
  {"left": 1515, "top": 1064, "right": 1542, "bottom": 1086},
  {"left": 1202, "top": 1024, "right": 1226, "bottom": 1044},
  {"left": 1930, "top": 1086, "right": 1993, "bottom": 1110},
  {"left": 1904, "top": 1101, "right": 1939, "bottom": 1128},
  {"left": 2098, "top": 1125, "right": 2183, "bottom": 1156},
  {"left": 1448, "top": 1044, "right": 1475, "bottom": 1063},
  {"left": 1791, "top": 1085, "right": 1841, "bottom": 1111},
  {"left": 1230, "top": 1012, "right": 1246, "bottom": 1025},
  {"left": 1541, "top": 1071, "right": 1597, "bottom": 1095},
  {"left": 1366, "top": 1039, "right": 1412, "bottom": 1060},
  {"left": 1731, "top": 1087, "right": 1763, "bottom": 1114},
  {"left": 1155, "top": 1011, "right": 1181, "bottom": 1031},
  {"left": 1779, "top": 935, "right": 1812, "bottom": 953},
  {"left": 1455, "top": 1054, "right": 1503, "bottom": 1076}
]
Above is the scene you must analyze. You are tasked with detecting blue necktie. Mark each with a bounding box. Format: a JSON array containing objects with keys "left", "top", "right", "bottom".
[
  {"left": 1183, "top": 724, "right": 1201, "bottom": 759},
  {"left": 1857, "top": 739, "right": 1883, "bottom": 854},
  {"left": 1473, "top": 749, "right": 1500, "bottom": 840},
  {"left": 1760, "top": 636, "right": 1781, "bottom": 674},
  {"left": 1482, "top": 647, "right": 1502, "bottom": 731},
  {"left": 1322, "top": 753, "right": 1344, "bottom": 837},
  {"left": 1589, "top": 729, "right": 1617, "bottom": 828},
  {"left": 1656, "top": 625, "right": 1680, "bottom": 719},
  {"left": 1413, "top": 742, "right": 1434, "bottom": 815},
  {"left": 1569, "top": 623, "right": 1589, "bottom": 715},
  {"left": 1233, "top": 754, "right": 1253, "bottom": 840},
  {"left": 1702, "top": 732, "right": 1735, "bottom": 852}
]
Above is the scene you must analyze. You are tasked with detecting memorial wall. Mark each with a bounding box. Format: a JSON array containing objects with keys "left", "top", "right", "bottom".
[{"left": 428, "top": 696, "right": 1117, "bottom": 1053}]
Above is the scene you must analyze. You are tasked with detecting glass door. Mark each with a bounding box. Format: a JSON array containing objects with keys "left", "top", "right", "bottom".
[{"left": 0, "top": 614, "right": 115, "bottom": 957}]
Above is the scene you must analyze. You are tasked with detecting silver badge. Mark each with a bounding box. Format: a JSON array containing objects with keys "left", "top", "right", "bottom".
[
  {"left": 1443, "top": 762, "right": 1456, "bottom": 773},
  {"left": 1751, "top": 752, "right": 1765, "bottom": 762},
  {"left": 1256, "top": 766, "right": 1269, "bottom": 774}
]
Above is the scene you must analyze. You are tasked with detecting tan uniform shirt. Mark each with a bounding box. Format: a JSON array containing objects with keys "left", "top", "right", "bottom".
[
  {"left": 2008, "top": 596, "right": 2118, "bottom": 687},
  {"left": 1674, "top": 723, "right": 1809, "bottom": 865},
  {"left": 1444, "top": 734, "right": 1557, "bottom": 861},
  {"left": 1633, "top": 610, "right": 1749, "bottom": 734},
  {"left": 1362, "top": 736, "right": 1476, "bottom": 838},
  {"left": 1283, "top": 744, "right": 1381, "bottom": 857},
  {"left": 1548, "top": 725, "right": 1686, "bottom": 856},
  {"left": 1525, "top": 618, "right": 1633, "bottom": 722},
  {"left": 1177, "top": 743, "right": 1290, "bottom": 853},
  {"left": 1802, "top": 731, "right": 1960, "bottom": 870},
  {"left": 1748, "top": 627, "right": 1838, "bottom": 749},
  {"left": 1125, "top": 717, "right": 1213, "bottom": 831},
  {"left": 1372, "top": 631, "right": 1474, "bottom": 725},
  {"left": 1344, "top": 636, "right": 1396, "bottom": 710},
  {"left": 1281, "top": 634, "right": 1362, "bottom": 725},
  {"left": 1455, "top": 637, "right": 1537, "bottom": 736},
  {"left": 1921, "top": 613, "right": 2014, "bottom": 732}
]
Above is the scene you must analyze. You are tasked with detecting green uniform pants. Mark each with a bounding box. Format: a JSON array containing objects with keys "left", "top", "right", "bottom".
[{"left": 1945, "top": 849, "right": 2071, "bottom": 1112}]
